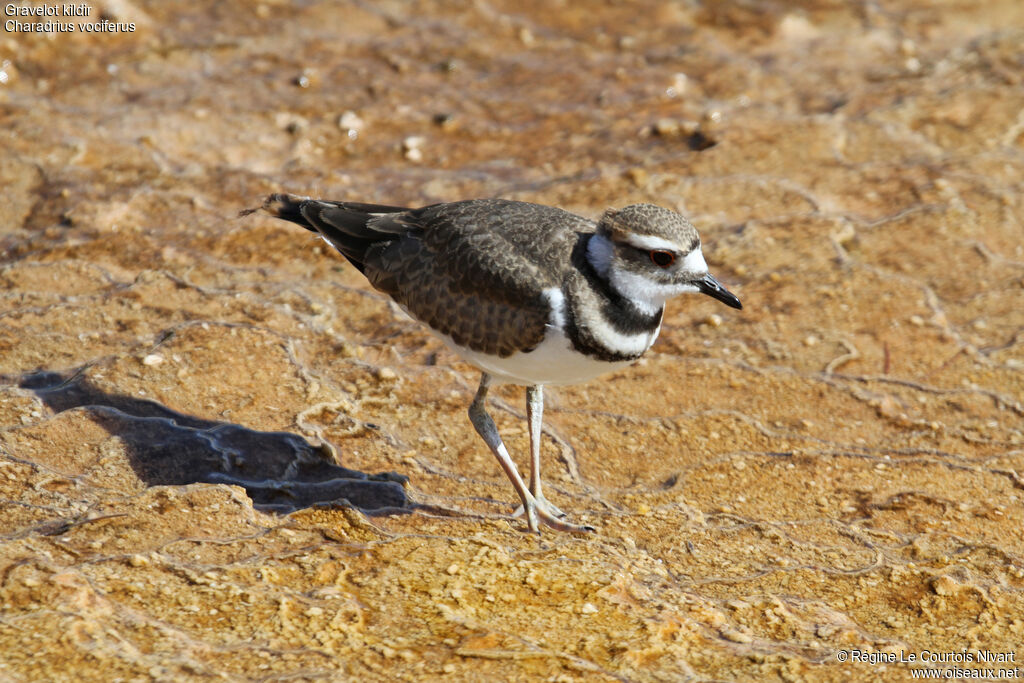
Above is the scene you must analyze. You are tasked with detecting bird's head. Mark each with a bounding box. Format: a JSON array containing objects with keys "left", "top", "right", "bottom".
[{"left": 587, "top": 204, "right": 742, "bottom": 314}]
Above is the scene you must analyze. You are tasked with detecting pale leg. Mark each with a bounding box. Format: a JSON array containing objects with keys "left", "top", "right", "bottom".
[
  {"left": 525, "top": 384, "right": 566, "bottom": 518},
  {"left": 467, "top": 374, "right": 592, "bottom": 533}
]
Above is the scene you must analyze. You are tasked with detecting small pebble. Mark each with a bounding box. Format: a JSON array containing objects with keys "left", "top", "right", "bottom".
[
  {"left": 666, "top": 72, "right": 688, "bottom": 97},
  {"left": 654, "top": 118, "right": 680, "bottom": 137},
  {"left": 721, "top": 627, "right": 753, "bottom": 644},
  {"left": 403, "top": 136, "right": 425, "bottom": 162},
  {"left": 338, "top": 111, "right": 364, "bottom": 139}
]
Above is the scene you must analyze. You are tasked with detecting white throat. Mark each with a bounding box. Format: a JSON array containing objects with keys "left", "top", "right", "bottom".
[{"left": 609, "top": 271, "right": 672, "bottom": 315}]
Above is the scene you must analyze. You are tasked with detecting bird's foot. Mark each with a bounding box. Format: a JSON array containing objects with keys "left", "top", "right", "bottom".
[
  {"left": 513, "top": 494, "right": 594, "bottom": 533},
  {"left": 512, "top": 492, "right": 565, "bottom": 520}
]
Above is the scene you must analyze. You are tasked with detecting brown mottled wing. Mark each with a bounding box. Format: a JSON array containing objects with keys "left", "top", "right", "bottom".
[{"left": 360, "top": 199, "right": 593, "bottom": 357}]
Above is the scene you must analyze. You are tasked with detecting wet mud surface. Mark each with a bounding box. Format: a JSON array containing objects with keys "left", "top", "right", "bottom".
[{"left": 2, "top": 1, "right": 1023, "bottom": 680}]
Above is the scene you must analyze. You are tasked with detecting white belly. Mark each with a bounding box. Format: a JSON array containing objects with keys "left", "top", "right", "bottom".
[
  {"left": 440, "top": 326, "right": 648, "bottom": 386},
  {"left": 404, "top": 287, "right": 661, "bottom": 386}
]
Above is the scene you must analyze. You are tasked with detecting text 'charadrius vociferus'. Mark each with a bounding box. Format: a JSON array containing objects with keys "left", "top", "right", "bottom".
[{"left": 250, "top": 195, "right": 742, "bottom": 533}]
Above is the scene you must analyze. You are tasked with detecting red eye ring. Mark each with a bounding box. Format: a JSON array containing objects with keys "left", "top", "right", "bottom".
[{"left": 649, "top": 250, "right": 676, "bottom": 267}]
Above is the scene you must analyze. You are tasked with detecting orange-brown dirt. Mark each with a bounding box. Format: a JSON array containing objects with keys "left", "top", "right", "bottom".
[{"left": 2, "top": 1, "right": 1023, "bottom": 681}]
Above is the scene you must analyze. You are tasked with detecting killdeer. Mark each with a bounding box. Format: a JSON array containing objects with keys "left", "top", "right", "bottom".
[{"left": 252, "top": 195, "right": 741, "bottom": 533}]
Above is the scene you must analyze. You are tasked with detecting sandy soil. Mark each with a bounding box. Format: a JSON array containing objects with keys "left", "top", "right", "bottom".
[{"left": 2, "top": 1, "right": 1023, "bottom": 680}]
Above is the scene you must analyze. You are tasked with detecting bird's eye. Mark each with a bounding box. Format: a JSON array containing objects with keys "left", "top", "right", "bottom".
[{"left": 649, "top": 250, "right": 676, "bottom": 267}]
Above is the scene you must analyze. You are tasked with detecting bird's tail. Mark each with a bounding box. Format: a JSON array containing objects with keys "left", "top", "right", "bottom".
[
  {"left": 241, "top": 193, "right": 414, "bottom": 273},
  {"left": 236, "top": 193, "right": 316, "bottom": 231}
]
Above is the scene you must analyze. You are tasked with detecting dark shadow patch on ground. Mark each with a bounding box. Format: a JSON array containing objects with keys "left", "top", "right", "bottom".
[{"left": 19, "top": 369, "right": 409, "bottom": 514}]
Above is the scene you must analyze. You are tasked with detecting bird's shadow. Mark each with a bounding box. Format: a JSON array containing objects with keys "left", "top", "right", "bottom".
[{"left": 18, "top": 369, "right": 409, "bottom": 514}]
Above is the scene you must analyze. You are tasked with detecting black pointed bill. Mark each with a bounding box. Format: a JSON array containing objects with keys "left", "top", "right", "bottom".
[{"left": 697, "top": 273, "right": 742, "bottom": 309}]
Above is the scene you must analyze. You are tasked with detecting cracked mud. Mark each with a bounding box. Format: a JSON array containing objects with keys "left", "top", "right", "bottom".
[{"left": 1, "top": 1, "right": 1023, "bottom": 681}]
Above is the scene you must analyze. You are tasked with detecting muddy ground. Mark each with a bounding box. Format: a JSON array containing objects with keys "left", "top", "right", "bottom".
[{"left": 1, "top": 1, "right": 1023, "bottom": 680}]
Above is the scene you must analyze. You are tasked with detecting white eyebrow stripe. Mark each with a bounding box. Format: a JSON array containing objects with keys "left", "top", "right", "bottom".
[
  {"left": 622, "top": 233, "right": 687, "bottom": 251},
  {"left": 682, "top": 247, "right": 708, "bottom": 274}
]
